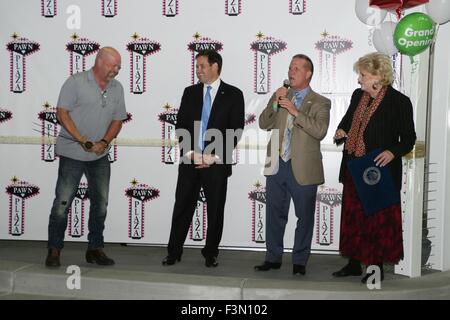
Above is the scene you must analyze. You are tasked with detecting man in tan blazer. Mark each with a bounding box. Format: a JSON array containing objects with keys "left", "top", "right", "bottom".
[{"left": 255, "top": 54, "right": 330, "bottom": 275}]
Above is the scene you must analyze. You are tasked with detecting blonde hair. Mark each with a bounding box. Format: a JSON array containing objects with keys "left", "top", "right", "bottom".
[{"left": 354, "top": 52, "right": 394, "bottom": 86}]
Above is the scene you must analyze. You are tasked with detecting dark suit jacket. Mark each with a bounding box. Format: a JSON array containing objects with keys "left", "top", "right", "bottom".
[
  {"left": 338, "top": 86, "right": 416, "bottom": 190},
  {"left": 175, "top": 80, "right": 245, "bottom": 176}
]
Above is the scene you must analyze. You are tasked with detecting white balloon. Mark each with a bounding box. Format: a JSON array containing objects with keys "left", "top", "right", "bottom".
[
  {"left": 426, "top": 0, "right": 450, "bottom": 25},
  {"left": 355, "top": 0, "right": 387, "bottom": 26},
  {"left": 372, "top": 21, "right": 399, "bottom": 56}
]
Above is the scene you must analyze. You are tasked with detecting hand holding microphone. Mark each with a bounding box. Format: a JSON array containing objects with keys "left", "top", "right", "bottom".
[
  {"left": 272, "top": 79, "right": 290, "bottom": 112},
  {"left": 277, "top": 79, "right": 299, "bottom": 117}
]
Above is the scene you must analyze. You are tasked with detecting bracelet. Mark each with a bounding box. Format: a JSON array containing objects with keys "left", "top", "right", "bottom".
[{"left": 100, "top": 139, "right": 109, "bottom": 146}]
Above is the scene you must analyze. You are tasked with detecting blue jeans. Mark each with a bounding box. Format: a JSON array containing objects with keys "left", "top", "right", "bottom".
[{"left": 48, "top": 155, "right": 110, "bottom": 250}]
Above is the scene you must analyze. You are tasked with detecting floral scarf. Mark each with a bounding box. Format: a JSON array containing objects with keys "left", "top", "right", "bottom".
[{"left": 345, "top": 86, "right": 388, "bottom": 157}]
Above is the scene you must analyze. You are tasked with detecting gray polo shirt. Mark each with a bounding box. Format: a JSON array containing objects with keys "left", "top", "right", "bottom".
[{"left": 55, "top": 68, "right": 127, "bottom": 161}]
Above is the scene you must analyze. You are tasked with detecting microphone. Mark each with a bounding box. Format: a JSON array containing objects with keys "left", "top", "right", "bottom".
[{"left": 273, "top": 79, "right": 291, "bottom": 112}]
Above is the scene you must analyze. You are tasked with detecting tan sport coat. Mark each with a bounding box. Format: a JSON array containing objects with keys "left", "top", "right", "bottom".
[{"left": 259, "top": 88, "right": 331, "bottom": 185}]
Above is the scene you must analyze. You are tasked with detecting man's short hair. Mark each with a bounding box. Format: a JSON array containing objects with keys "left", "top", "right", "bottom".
[
  {"left": 196, "top": 50, "right": 223, "bottom": 74},
  {"left": 292, "top": 54, "right": 314, "bottom": 78}
]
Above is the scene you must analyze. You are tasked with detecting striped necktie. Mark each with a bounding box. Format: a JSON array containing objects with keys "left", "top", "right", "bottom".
[{"left": 280, "top": 92, "right": 303, "bottom": 161}]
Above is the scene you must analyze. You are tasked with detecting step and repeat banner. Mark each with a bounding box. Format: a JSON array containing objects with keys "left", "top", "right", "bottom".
[{"left": 1, "top": 0, "right": 400, "bottom": 254}]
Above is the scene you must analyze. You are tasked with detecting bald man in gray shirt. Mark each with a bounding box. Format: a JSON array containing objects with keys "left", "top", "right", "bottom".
[{"left": 46, "top": 47, "right": 127, "bottom": 268}]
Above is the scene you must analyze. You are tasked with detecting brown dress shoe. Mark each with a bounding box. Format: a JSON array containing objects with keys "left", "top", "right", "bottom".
[
  {"left": 86, "top": 249, "right": 115, "bottom": 266},
  {"left": 45, "top": 248, "right": 61, "bottom": 268}
]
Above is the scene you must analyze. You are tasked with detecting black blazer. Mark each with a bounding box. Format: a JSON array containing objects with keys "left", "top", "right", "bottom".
[
  {"left": 175, "top": 80, "right": 245, "bottom": 176},
  {"left": 338, "top": 86, "right": 416, "bottom": 190}
]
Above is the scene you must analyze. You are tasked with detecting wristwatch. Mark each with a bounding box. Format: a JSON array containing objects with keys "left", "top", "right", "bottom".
[
  {"left": 84, "top": 141, "right": 94, "bottom": 149},
  {"left": 79, "top": 137, "right": 93, "bottom": 150}
]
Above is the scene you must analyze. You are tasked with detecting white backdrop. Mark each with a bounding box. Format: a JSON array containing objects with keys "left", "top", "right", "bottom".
[{"left": 0, "top": 1, "right": 423, "bottom": 263}]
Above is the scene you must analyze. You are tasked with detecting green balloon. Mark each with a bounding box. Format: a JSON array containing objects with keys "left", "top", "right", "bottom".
[{"left": 394, "top": 12, "right": 436, "bottom": 56}]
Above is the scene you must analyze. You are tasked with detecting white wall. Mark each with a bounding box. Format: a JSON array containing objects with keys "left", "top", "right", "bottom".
[
  {"left": 428, "top": 21, "right": 450, "bottom": 271},
  {"left": 1, "top": 0, "right": 448, "bottom": 273}
]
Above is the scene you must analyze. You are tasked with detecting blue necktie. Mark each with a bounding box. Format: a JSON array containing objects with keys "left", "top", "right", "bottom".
[
  {"left": 199, "top": 85, "right": 212, "bottom": 150},
  {"left": 281, "top": 92, "right": 303, "bottom": 161}
]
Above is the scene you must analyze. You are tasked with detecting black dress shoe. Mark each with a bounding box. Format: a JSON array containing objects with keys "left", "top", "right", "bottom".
[
  {"left": 45, "top": 248, "right": 61, "bottom": 268},
  {"left": 205, "top": 256, "right": 218, "bottom": 268},
  {"left": 254, "top": 261, "right": 281, "bottom": 271},
  {"left": 293, "top": 264, "right": 306, "bottom": 275},
  {"left": 86, "top": 249, "right": 115, "bottom": 266},
  {"left": 162, "top": 255, "right": 181, "bottom": 266},
  {"left": 332, "top": 264, "right": 363, "bottom": 277}
]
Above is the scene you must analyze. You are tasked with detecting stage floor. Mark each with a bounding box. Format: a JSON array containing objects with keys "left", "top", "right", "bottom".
[{"left": 0, "top": 240, "right": 449, "bottom": 300}]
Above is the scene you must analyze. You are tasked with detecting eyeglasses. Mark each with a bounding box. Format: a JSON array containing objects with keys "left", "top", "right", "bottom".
[{"left": 101, "top": 90, "right": 107, "bottom": 108}]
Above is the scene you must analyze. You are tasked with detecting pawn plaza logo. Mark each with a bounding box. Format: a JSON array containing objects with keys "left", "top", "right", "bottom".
[
  {"left": 38, "top": 102, "right": 59, "bottom": 162},
  {"left": 66, "top": 34, "right": 100, "bottom": 75},
  {"left": 102, "top": 0, "right": 118, "bottom": 17},
  {"left": 127, "top": 33, "right": 161, "bottom": 94},
  {"left": 225, "top": 0, "right": 241, "bottom": 16},
  {"left": 67, "top": 183, "right": 88, "bottom": 238},
  {"left": 188, "top": 33, "right": 223, "bottom": 85},
  {"left": 289, "top": 0, "right": 306, "bottom": 15},
  {"left": 315, "top": 31, "right": 353, "bottom": 93},
  {"left": 163, "top": 0, "right": 179, "bottom": 17},
  {"left": 249, "top": 182, "right": 266, "bottom": 243},
  {"left": 190, "top": 188, "right": 207, "bottom": 241},
  {"left": 125, "top": 179, "right": 160, "bottom": 239},
  {"left": 41, "top": 0, "right": 57, "bottom": 17},
  {"left": 107, "top": 112, "right": 132, "bottom": 163},
  {"left": 250, "top": 32, "right": 287, "bottom": 94},
  {"left": 5, "top": 177, "right": 40, "bottom": 236},
  {"left": 0, "top": 108, "right": 13, "bottom": 125},
  {"left": 158, "top": 104, "right": 178, "bottom": 164},
  {"left": 315, "top": 186, "right": 341, "bottom": 246},
  {"left": 6, "top": 33, "right": 40, "bottom": 93}
]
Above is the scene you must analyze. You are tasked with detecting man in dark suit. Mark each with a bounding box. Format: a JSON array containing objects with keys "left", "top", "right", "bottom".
[{"left": 162, "top": 50, "right": 245, "bottom": 268}]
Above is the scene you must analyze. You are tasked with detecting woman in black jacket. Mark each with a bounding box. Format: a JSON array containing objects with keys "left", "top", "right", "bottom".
[{"left": 332, "top": 52, "right": 416, "bottom": 283}]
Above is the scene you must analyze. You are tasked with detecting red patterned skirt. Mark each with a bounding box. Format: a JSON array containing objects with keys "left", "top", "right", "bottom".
[{"left": 339, "top": 170, "right": 404, "bottom": 265}]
